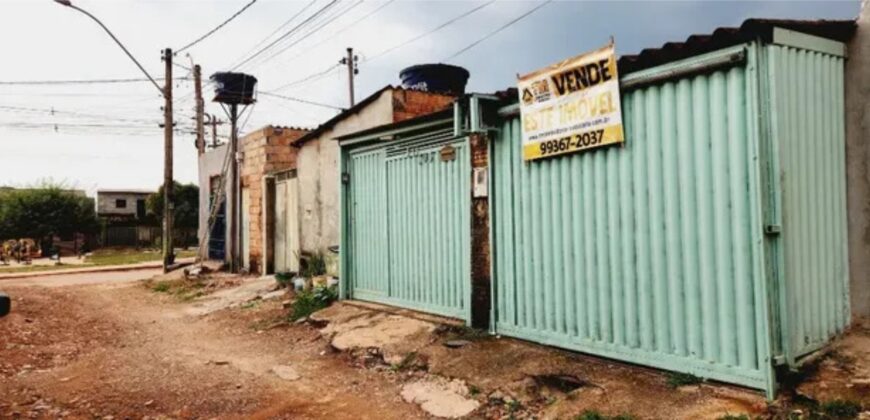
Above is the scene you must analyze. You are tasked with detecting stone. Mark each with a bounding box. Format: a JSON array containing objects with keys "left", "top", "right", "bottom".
[
  {"left": 401, "top": 378, "right": 480, "bottom": 418},
  {"left": 271, "top": 365, "right": 301, "bottom": 381},
  {"left": 444, "top": 340, "right": 471, "bottom": 349}
]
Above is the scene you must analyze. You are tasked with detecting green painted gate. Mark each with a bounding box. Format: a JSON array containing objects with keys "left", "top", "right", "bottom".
[
  {"left": 490, "top": 44, "right": 776, "bottom": 392},
  {"left": 346, "top": 130, "right": 471, "bottom": 320}
]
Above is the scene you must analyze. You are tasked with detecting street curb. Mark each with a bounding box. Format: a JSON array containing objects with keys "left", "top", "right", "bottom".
[{"left": 0, "top": 258, "right": 195, "bottom": 281}]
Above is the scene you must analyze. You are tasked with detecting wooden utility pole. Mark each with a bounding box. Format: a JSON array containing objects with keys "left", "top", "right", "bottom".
[
  {"left": 340, "top": 47, "right": 357, "bottom": 107},
  {"left": 194, "top": 64, "right": 205, "bottom": 155},
  {"left": 162, "top": 48, "right": 174, "bottom": 272},
  {"left": 228, "top": 104, "right": 239, "bottom": 273}
]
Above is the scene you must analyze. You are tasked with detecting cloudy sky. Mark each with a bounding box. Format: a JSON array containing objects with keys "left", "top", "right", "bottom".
[{"left": 0, "top": 0, "right": 860, "bottom": 194}]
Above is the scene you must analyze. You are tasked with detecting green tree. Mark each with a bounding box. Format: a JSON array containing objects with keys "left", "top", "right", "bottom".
[
  {"left": 0, "top": 183, "right": 99, "bottom": 249},
  {"left": 146, "top": 182, "right": 199, "bottom": 247}
]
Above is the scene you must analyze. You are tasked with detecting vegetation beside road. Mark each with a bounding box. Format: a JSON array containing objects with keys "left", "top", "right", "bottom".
[{"left": 0, "top": 248, "right": 197, "bottom": 274}]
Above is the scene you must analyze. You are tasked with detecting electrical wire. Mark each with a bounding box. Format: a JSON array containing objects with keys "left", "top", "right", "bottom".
[
  {"left": 249, "top": 0, "right": 364, "bottom": 70},
  {"left": 258, "top": 91, "right": 344, "bottom": 110},
  {"left": 175, "top": 0, "right": 259, "bottom": 54},
  {"left": 0, "top": 77, "right": 187, "bottom": 86},
  {"left": 277, "top": 0, "right": 395, "bottom": 66},
  {"left": 0, "top": 105, "right": 159, "bottom": 124},
  {"left": 443, "top": 0, "right": 552, "bottom": 61},
  {"left": 231, "top": 0, "right": 342, "bottom": 71},
  {"left": 230, "top": 0, "right": 318, "bottom": 68},
  {"left": 270, "top": 64, "right": 341, "bottom": 92},
  {"left": 365, "top": 0, "right": 495, "bottom": 63}
]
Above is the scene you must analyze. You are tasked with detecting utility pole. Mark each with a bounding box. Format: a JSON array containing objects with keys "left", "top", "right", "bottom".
[
  {"left": 194, "top": 64, "right": 205, "bottom": 155},
  {"left": 229, "top": 104, "right": 239, "bottom": 273},
  {"left": 162, "top": 48, "right": 174, "bottom": 273},
  {"left": 339, "top": 47, "right": 358, "bottom": 107},
  {"left": 211, "top": 114, "right": 218, "bottom": 147}
]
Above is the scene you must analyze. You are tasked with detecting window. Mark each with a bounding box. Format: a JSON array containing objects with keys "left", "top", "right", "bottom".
[{"left": 115, "top": 199, "right": 127, "bottom": 209}]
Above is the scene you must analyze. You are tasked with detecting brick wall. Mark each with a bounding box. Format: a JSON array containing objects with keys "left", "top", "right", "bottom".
[
  {"left": 391, "top": 89, "right": 455, "bottom": 122},
  {"left": 240, "top": 126, "right": 308, "bottom": 274},
  {"left": 469, "top": 132, "right": 491, "bottom": 329}
]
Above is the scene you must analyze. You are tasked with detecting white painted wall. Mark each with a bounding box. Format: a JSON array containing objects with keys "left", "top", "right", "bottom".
[{"left": 197, "top": 144, "right": 233, "bottom": 261}]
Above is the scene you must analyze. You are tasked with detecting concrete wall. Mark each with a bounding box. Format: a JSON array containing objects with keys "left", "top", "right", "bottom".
[
  {"left": 240, "top": 126, "right": 308, "bottom": 274},
  {"left": 845, "top": 1, "right": 870, "bottom": 318},
  {"left": 295, "top": 88, "right": 455, "bottom": 275},
  {"left": 96, "top": 192, "right": 151, "bottom": 217},
  {"left": 297, "top": 89, "right": 394, "bottom": 263},
  {"left": 197, "top": 144, "right": 232, "bottom": 261}
]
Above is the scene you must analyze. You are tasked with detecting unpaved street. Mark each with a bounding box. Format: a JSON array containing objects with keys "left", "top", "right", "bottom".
[
  {"left": 0, "top": 270, "right": 423, "bottom": 419},
  {"left": 2, "top": 269, "right": 868, "bottom": 419}
]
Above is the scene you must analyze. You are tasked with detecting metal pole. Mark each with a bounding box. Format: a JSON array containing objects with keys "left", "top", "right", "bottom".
[
  {"left": 346, "top": 47, "right": 355, "bottom": 107},
  {"left": 162, "top": 48, "right": 174, "bottom": 272},
  {"left": 211, "top": 115, "right": 218, "bottom": 148},
  {"left": 194, "top": 65, "right": 205, "bottom": 155},
  {"left": 229, "top": 104, "right": 239, "bottom": 273}
]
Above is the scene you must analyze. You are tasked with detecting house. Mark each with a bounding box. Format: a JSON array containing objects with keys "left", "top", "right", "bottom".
[
  {"left": 261, "top": 85, "right": 455, "bottom": 276},
  {"left": 335, "top": 18, "right": 862, "bottom": 398},
  {"left": 96, "top": 189, "right": 152, "bottom": 221},
  {"left": 197, "top": 126, "right": 309, "bottom": 272},
  {"left": 95, "top": 189, "right": 159, "bottom": 247}
]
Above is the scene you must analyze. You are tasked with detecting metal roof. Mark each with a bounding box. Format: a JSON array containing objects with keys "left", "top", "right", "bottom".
[{"left": 618, "top": 18, "right": 856, "bottom": 74}]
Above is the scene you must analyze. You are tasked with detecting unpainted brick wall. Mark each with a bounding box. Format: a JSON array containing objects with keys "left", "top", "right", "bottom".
[
  {"left": 392, "top": 89, "right": 456, "bottom": 122},
  {"left": 469, "top": 132, "right": 491, "bottom": 329},
  {"left": 240, "top": 126, "right": 308, "bottom": 273}
]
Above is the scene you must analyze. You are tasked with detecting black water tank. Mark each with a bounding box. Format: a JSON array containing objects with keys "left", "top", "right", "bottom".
[
  {"left": 210, "top": 72, "right": 258, "bottom": 105},
  {"left": 399, "top": 64, "right": 469, "bottom": 96}
]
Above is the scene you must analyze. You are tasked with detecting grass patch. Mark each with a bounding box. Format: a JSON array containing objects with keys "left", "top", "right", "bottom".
[
  {"left": 574, "top": 411, "right": 636, "bottom": 420},
  {"left": 0, "top": 248, "right": 197, "bottom": 274},
  {"left": 666, "top": 372, "right": 703, "bottom": 388},
  {"left": 86, "top": 248, "right": 196, "bottom": 266},
  {"left": 0, "top": 263, "right": 97, "bottom": 274},
  {"left": 469, "top": 385, "right": 481, "bottom": 396},
  {"left": 289, "top": 286, "right": 338, "bottom": 321},
  {"left": 148, "top": 278, "right": 205, "bottom": 301},
  {"left": 717, "top": 415, "right": 750, "bottom": 420},
  {"left": 819, "top": 400, "right": 862, "bottom": 419}
]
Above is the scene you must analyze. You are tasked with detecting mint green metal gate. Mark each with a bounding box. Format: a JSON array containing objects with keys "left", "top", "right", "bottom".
[
  {"left": 491, "top": 44, "right": 775, "bottom": 392},
  {"left": 347, "top": 133, "right": 470, "bottom": 320}
]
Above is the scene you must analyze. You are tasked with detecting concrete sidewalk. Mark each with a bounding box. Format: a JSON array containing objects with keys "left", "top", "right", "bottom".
[{"left": 0, "top": 258, "right": 195, "bottom": 280}]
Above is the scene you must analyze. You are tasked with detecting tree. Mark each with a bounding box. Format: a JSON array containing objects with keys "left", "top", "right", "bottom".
[
  {"left": 146, "top": 182, "right": 199, "bottom": 246},
  {"left": 0, "top": 183, "right": 99, "bottom": 250}
]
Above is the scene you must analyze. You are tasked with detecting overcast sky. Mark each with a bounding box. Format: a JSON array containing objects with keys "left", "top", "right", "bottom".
[{"left": 0, "top": 0, "right": 860, "bottom": 195}]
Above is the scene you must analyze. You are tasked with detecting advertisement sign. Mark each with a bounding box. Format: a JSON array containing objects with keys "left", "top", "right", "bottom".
[{"left": 518, "top": 43, "right": 624, "bottom": 161}]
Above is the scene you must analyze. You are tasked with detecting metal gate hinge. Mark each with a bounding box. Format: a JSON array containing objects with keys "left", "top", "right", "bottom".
[{"left": 764, "top": 224, "right": 781, "bottom": 235}]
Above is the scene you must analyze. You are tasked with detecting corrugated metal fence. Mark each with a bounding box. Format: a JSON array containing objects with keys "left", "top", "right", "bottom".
[
  {"left": 491, "top": 44, "right": 773, "bottom": 390},
  {"left": 347, "top": 130, "right": 470, "bottom": 320}
]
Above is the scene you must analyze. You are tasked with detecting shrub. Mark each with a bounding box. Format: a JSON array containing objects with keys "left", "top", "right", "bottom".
[{"left": 289, "top": 285, "right": 337, "bottom": 320}]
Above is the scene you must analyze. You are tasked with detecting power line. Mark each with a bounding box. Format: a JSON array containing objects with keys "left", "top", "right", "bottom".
[
  {"left": 270, "top": 63, "right": 340, "bottom": 92},
  {"left": 176, "top": 0, "right": 259, "bottom": 54},
  {"left": 0, "top": 77, "right": 188, "bottom": 86},
  {"left": 230, "top": 0, "right": 318, "bottom": 68},
  {"left": 443, "top": 0, "right": 552, "bottom": 61},
  {"left": 258, "top": 91, "right": 344, "bottom": 110},
  {"left": 277, "top": 0, "right": 396, "bottom": 66},
  {"left": 366, "top": 0, "right": 495, "bottom": 62},
  {"left": 231, "top": 0, "right": 342, "bottom": 71},
  {"left": 250, "top": 0, "right": 364, "bottom": 70},
  {"left": 0, "top": 105, "right": 158, "bottom": 124}
]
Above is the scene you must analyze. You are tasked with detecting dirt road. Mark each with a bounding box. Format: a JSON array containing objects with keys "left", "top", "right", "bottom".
[
  {"left": 2, "top": 269, "right": 867, "bottom": 419},
  {"left": 0, "top": 271, "right": 424, "bottom": 419}
]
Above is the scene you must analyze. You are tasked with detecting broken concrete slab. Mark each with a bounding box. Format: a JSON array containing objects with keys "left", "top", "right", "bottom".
[
  {"left": 271, "top": 365, "right": 301, "bottom": 381},
  {"left": 401, "top": 377, "right": 480, "bottom": 418},
  {"left": 184, "top": 277, "right": 277, "bottom": 316}
]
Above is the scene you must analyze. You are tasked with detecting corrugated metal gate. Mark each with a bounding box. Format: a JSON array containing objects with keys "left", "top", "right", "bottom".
[
  {"left": 347, "top": 130, "right": 470, "bottom": 320},
  {"left": 766, "top": 43, "right": 849, "bottom": 363},
  {"left": 491, "top": 44, "right": 774, "bottom": 391}
]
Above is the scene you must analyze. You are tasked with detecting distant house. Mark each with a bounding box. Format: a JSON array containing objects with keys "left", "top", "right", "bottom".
[
  {"left": 96, "top": 189, "right": 153, "bottom": 221},
  {"left": 96, "top": 189, "right": 157, "bottom": 247}
]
